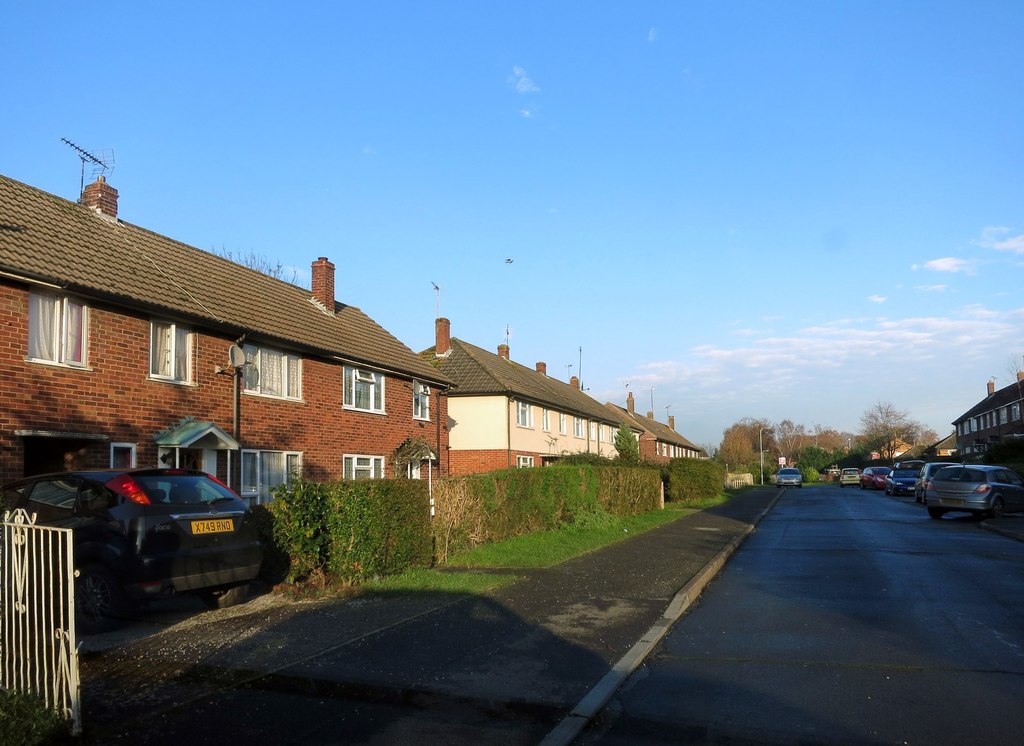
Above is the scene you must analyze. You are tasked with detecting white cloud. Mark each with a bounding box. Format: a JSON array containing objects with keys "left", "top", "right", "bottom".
[
  {"left": 924, "top": 257, "right": 974, "bottom": 274},
  {"left": 510, "top": 66, "right": 540, "bottom": 93},
  {"left": 519, "top": 105, "right": 536, "bottom": 119},
  {"left": 915, "top": 284, "right": 947, "bottom": 292},
  {"left": 869, "top": 295, "right": 886, "bottom": 304},
  {"left": 976, "top": 226, "right": 1024, "bottom": 253},
  {"left": 648, "top": 27, "right": 658, "bottom": 43}
]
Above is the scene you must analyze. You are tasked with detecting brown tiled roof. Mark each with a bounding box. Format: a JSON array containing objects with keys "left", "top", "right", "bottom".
[
  {"left": 605, "top": 402, "right": 708, "bottom": 457},
  {"left": 423, "top": 338, "right": 629, "bottom": 426},
  {"left": 0, "top": 174, "right": 448, "bottom": 385}
]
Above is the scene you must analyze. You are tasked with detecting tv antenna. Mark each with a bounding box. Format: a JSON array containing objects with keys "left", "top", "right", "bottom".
[
  {"left": 61, "top": 137, "right": 114, "bottom": 199},
  {"left": 430, "top": 281, "right": 441, "bottom": 318}
]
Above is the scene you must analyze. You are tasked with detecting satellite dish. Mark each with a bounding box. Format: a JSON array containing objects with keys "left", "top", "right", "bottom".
[{"left": 228, "top": 344, "right": 246, "bottom": 368}]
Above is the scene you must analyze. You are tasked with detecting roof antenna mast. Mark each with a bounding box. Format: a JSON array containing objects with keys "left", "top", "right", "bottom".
[
  {"left": 61, "top": 137, "right": 114, "bottom": 200},
  {"left": 430, "top": 281, "right": 441, "bottom": 318}
]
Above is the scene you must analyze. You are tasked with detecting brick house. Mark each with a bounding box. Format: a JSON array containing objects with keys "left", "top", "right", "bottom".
[
  {"left": 953, "top": 375, "right": 1024, "bottom": 458},
  {"left": 422, "top": 318, "right": 636, "bottom": 474},
  {"left": 0, "top": 173, "right": 451, "bottom": 502},
  {"left": 605, "top": 392, "right": 707, "bottom": 463}
]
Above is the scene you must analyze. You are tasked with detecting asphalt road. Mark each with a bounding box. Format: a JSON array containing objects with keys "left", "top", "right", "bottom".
[{"left": 579, "top": 485, "right": 1024, "bottom": 745}]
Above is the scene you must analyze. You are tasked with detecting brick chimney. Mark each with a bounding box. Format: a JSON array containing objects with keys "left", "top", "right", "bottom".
[
  {"left": 311, "top": 257, "right": 335, "bottom": 311},
  {"left": 626, "top": 391, "right": 635, "bottom": 414},
  {"left": 647, "top": 411, "right": 654, "bottom": 419},
  {"left": 988, "top": 378, "right": 996, "bottom": 396},
  {"left": 536, "top": 362, "right": 547, "bottom": 375},
  {"left": 571, "top": 375, "right": 579, "bottom": 389},
  {"left": 81, "top": 175, "right": 118, "bottom": 218},
  {"left": 435, "top": 317, "right": 451, "bottom": 356},
  {"left": 668, "top": 415, "right": 676, "bottom": 431},
  {"left": 498, "top": 344, "right": 510, "bottom": 360}
]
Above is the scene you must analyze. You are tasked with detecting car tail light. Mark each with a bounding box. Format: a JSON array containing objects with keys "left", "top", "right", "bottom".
[
  {"left": 973, "top": 484, "right": 992, "bottom": 495},
  {"left": 105, "top": 474, "right": 152, "bottom": 505}
]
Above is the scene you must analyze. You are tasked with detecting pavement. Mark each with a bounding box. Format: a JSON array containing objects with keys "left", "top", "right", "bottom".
[
  {"left": 75, "top": 488, "right": 780, "bottom": 745},
  {"left": 74, "top": 486, "right": 1024, "bottom": 745}
]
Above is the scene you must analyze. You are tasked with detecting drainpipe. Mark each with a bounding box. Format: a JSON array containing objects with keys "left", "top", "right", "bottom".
[{"left": 507, "top": 395, "right": 513, "bottom": 468}]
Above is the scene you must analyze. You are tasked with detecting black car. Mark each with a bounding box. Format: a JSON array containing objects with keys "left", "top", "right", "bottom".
[
  {"left": 884, "top": 468, "right": 920, "bottom": 496},
  {"left": 1, "top": 468, "right": 263, "bottom": 633}
]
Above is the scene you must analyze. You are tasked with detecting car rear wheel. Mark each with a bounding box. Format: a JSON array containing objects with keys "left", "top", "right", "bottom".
[
  {"left": 990, "top": 497, "right": 1005, "bottom": 520},
  {"left": 75, "top": 564, "right": 130, "bottom": 634},
  {"left": 199, "top": 583, "right": 250, "bottom": 610},
  {"left": 927, "top": 507, "right": 945, "bottom": 520}
]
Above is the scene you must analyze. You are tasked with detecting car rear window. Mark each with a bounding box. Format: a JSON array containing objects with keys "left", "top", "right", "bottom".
[
  {"left": 132, "top": 475, "right": 238, "bottom": 505},
  {"left": 935, "top": 467, "right": 984, "bottom": 483},
  {"left": 892, "top": 469, "right": 918, "bottom": 478}
]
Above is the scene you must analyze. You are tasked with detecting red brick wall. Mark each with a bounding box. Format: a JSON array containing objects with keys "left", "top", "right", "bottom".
[{"left": 0, "top": 281, "right": 449, "bottom": 485}]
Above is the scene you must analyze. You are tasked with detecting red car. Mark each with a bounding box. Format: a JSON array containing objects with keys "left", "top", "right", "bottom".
[{"left": 859, "top": 466, "right": 891, "bottom": 490}]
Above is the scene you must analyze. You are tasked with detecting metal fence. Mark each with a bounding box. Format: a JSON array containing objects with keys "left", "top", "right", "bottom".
[{"left": 1, "top": 509, "right": 80, "bottom": 736}]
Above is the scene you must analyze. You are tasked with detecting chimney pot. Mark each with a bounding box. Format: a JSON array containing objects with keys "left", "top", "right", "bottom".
[
  {"left": 435, "top": 317, "right": 451, "bottom": 356},
  {"left": 311, "top": 257, "right": 335, "bottom": 311},
  {"left": 498, "top": 344, "right": 510, "bottom": 360},
  {"left": 536, "top": 361, "right": 547, "bottom": 374},
  {"left": 570, "top": 375, "right": 579, "bottom": 389}
]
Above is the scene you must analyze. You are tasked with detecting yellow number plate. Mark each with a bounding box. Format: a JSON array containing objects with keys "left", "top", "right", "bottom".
[{"left": 191, "top": 518, "right": 234, "bottom": 535}]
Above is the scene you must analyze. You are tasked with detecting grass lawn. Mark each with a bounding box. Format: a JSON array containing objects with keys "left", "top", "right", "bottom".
[{"left": 364, "top": 494, "right": 731, "bottom": 595}]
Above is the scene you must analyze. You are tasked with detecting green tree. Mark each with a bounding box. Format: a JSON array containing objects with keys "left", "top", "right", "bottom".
[{"left": 614, "top": 422, "right": 640, "bottom": 464}]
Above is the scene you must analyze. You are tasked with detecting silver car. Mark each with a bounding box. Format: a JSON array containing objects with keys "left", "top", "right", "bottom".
[
  {"left": 775, "top": 468, "right": 803, "bottom": 488},
  {"left": 925, "top": 465, "right": 1024, "bottom": 519},
  {"left": 914, "top": 461, "right": 959, "bottom": 504}
]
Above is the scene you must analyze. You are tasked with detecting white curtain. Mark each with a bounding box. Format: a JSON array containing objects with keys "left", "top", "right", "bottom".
[{"left": 28, "top": 293, "right": 56, "bottom": 360}]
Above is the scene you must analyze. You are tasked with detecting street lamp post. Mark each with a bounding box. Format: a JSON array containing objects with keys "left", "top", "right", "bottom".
[{"left": 759, "top": 426, "right": 773, "bottom": 486}]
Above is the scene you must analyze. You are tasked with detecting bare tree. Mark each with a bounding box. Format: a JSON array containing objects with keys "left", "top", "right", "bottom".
[
  {"left": 772, "top": 419, "right": 807, "bottom": 464},
  {"left": 215, "top": 247, "right": 303, "bottom": 286},
  {"left": 858, "top": 402, "right": 920, "bottom": 462}
]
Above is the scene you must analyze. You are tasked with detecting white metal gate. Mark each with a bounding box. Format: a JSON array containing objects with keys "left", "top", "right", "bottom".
[{"left": 1, "top": 509, "right": 81, "bottom": 736}]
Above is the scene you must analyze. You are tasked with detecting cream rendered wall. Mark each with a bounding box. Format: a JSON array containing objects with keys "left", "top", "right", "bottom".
[
  {"left": 448, "top": 395, "right": 510, "bottom": 450},
  {"left": 448, "top": 395, "right": 621, "bottom": 457}
]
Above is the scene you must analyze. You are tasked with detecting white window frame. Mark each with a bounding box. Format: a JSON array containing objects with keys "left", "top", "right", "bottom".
[
  {"left": 542, "top": 409, "right": 550, "bottom": 432},
  {"left": 574, "top": 417, "right": 585, "bottom": 438},
  {"left": 344, "top": 366, "right": 385, "bottom": 413},
  {"left": 516, "top": 455, "right": 535, "bottom": 468},
  {"left": 343, "top": 454, "right": 385, "bottom": 480},
  {"left": 28, "top": 291, "right": 88, "bottom": 367},
  {"left": 149, "top": 320, "right": 191, "bottom": 383},
  {"left": 243, "top": 344, "right": 302, "bottom": 400},
  {"left": 559, "top": 413, "right": 567, "bottom": 435},
  {"left": 413, "top": 380, "right": 431, "bottom": 421},
  {"left": 1013, "top": 403, "right": 1021, "bottom": 421},
  {"left": 110, "top": 443, "right": 136, "bottom": 468},
  {"left": 516, "top": 400, "right": 533, "bottom": 428},
  {"left": 241, "top": 449, "right": 302, "bottom": 503}
]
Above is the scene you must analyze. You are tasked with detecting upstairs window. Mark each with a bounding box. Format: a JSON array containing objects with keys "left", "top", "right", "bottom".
[
  {"left": 244, "top": 344, "right": 302, "bottom": 399},
  {"left": 28, "top": 292, "right": 87, "bottom": 367},
  {"left": 574, "top": 417, "right": 585, "bottom": 438},
  {"left": 542, "top": 409, "right": 550, "bottom": 432},
  {"left": 413, "top": 381, "right": 431, "bottom": 420},
  {"left": 559, "top": 413, "right": 567, "bottom": 435},
  {"left": 516, "top": 400, "right": 533, "bottom": 428},
  {"left": 150, "top": 320, "right": 190, "bottom": 382},
  {"left": 344, "top": 366, "right": 385, "bottom": 412}
]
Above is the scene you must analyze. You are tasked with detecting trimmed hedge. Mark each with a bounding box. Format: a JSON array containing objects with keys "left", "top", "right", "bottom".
[
  {"left": 432, "top": 464, "right": 662, "bottom": 560},
  {"left": 266, "top": 479, "right": 432, "bottom": 584},
  {"left": 664, "top": 458, "right": 725, "bottom": 503}
]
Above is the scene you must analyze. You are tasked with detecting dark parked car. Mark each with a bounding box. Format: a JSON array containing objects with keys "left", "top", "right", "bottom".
[
  {"left": 1, "top": 468, "right": 263, "bottom": 633},
  {"left": 924, "top": 464, "right": 1024, "bottom": 519},
  {"left": 859, "top": 466, "right": 890, "bottom": 490},
  {"left": 914, "top": 462, "right": 960, "bottom": 504},
  {"left": 885, "top": 468, "right": 920, "bottom": 496}
]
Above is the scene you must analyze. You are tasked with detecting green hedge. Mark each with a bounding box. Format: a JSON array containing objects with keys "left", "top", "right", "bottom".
[
  {"left": 664, "top": 458, "right": 725, "bottom": 503},
  {"left": 266, "top": 479, "right": 432, "bottom": 584},
  {"left": 432, "top": 464, "right": 661, "bottom": 560}
]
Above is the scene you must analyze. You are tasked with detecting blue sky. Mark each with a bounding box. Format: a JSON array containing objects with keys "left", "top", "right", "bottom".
[{"left": 4, "top": 2, "right": 1023, "bottom": 450}]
